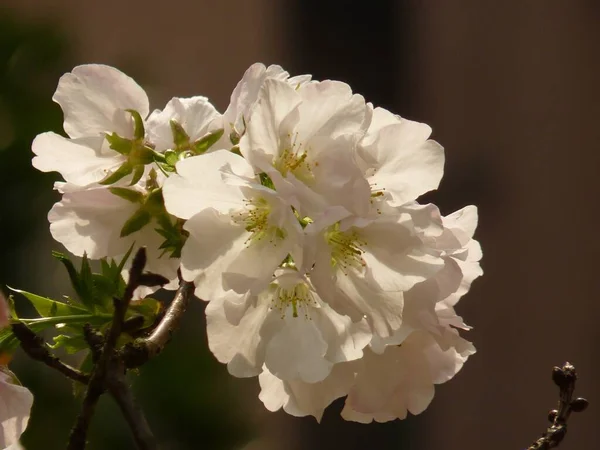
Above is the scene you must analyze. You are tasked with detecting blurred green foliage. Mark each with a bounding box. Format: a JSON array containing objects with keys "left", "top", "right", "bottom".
[{"left": 0, "top": 11, "right": 251, "bottom": 449}]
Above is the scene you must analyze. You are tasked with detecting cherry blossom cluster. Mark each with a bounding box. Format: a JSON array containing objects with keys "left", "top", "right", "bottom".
[{"left": 25, "top": 63, "right": 482, "bottom": 424}]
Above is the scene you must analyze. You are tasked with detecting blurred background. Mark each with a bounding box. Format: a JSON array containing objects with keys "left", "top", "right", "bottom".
[{"left": 0, "top": 0, "right": 598, "bottom": 449}]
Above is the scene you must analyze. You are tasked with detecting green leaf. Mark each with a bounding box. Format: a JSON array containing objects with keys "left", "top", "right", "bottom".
[
  {"left": 99, "top": 161, "right": 133, "bottom": 185},
  {"left": 128, "top": 297, "right": 162, "bottom": 328},
  {"left": 109, "top": 187, "right": 144, "bottom": 203},
  {"left": 78, "top": 254, "right": 95, "bottom": 310},
  {"left": 0, "top": 321, "right": 48, "bottom": 353},
  {"left": 105, "top": 132, "right": 133, "bottom": 155},
  {"left": 193, "top": 128, "right": 224, "bottom": 155},
  {"left": 8, "top": 288, "right": 88, "bottom": 317},
  {"left": 170, "top": 120, "right": 190, "bottom": 148},
  {"left": 117, "top": 243, "right": 136, "bottom": 274},
  {"left": 120, "top": 209, "right": 152, "bottom": 237},
  {"left": 126, "top": 109, "right": 146, "bottom": 140},
  {"left": 52, "top": 250, "right": 83, "bottom": 298}
]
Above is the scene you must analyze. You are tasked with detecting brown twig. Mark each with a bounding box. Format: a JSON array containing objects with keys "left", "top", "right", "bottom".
[
  {"left": 526, "top": 362, "right": 589, "bottom": 450},
  {"left": 107, "top": 360, "right": 158, "bottom": 450},
  {"left": 11, "top": 322, "right": 90, "bottom": 384},
  {"left": 67, "top": 248, "right": 149, "bottom": 450},
  {"left": 123, "top": 279, "right": 194, "bottom": 368}
]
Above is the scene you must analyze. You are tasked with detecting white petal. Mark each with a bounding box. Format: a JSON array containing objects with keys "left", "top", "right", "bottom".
[
  {"left": 224, "top": 63, "right": 289, "bottom": 134},
  {"left": 263, "top": 311, "right": 332, "bottom": 383},
  {"left": 295, "top": 80, "right": 366, "bottom": 143},
  {"left": 242, "top": 78, "right": 302, "bottom": 167},
  {"left": 206, "top": 296, "right": 271, "bottom": 377},
  {"left": 361, "top": 121, "right": 444, "bottom": 205},
  {"left": 311, "top": 303, "right": 371, "bottom": 364},
  {"left": 32, "top": 132, "right": 123, "bottom": 185},
  {"left": 53, "top": 64, "right": 149, "bottom": 139},
  {"left": 180, "top": 209, "right": 249, "bottom": 299}
]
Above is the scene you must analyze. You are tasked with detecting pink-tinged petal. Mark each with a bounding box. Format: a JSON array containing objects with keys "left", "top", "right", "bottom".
[
  {"left": 0, "top": 371, "right": 33, "bottom": 448},
  {"left": 259, "top": 363, "right": 356, "bottom": 422},
  {"left": 163, "top": 151, "right": 249, "bottom": 220},
  {"left": 54, "top": 64, "right": 149, "bottom": 139},
  {"left": 48, "top": 187, "right": 140, "bottom": 258},
  {"left": 146, "top": 96, "right": 221, "bottom": 151},
  {"left": 32, "top": 132, "right": 123, "bottom": 185}
]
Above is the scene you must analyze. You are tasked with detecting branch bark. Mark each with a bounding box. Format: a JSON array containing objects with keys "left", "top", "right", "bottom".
[{"left": 123, "top": 280, "right": 194, "bottom": 368}]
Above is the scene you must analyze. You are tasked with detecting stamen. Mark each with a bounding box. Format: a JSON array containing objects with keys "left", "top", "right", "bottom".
[{"left": 325, "top": 222, "right": 367, "bottom": 274}]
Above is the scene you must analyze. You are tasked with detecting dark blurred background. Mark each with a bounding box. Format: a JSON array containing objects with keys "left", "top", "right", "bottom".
[{"left": 0, "top": 1, "right": 598, "bottom": 449}]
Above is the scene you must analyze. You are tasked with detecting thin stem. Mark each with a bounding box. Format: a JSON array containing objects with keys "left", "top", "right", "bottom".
[
  {"left": 526, "top": 362, "right": 589, "bottom": 450},
  {"left": 11, "top": 323, "right": 90, "bottom": 384},
  {"left": 107, "top": 360, "right": 157, "bottom": 450}
]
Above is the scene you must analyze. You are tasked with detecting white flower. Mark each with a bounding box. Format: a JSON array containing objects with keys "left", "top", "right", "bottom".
[
  {"left": 308, "top": 202, "right": 445, "bottom": 338},
  {"left": 256, "top": 327, "right": 473, "bottom": 423},
  {"left": 32, "top": 64, "right": 150, "bottom": 186},
  {"left": 163, "top": 150, "right": 303, "bottom": 299},
  {"left": 222, "top": 63, "right": 310, "bottom": 147},
  {"left": 241, "top": 78, "right": 371, "bottom": 218},
  {"left": 358, "top": 106, "right": 445, "bottom": 207},
  {"left": 259, "top": 362, "right": 358, "bottom": 422},
  {"left": 206, "top": 268, "right": 371, "bottom": 383},
  {"left": 368, "top": 204, "right": 482, "bottom": 352},
  {"left": 341, "top": 330, "right": 474, "bottom": 423},
  {"left": 0, "top": 370, "right": 33, "bottom": 449},
  {"left": 49, "top": 182, "right": 179, "bottom": 288},
  {"left": 146, "top": 96, "right": 222, "bottom": 153}
]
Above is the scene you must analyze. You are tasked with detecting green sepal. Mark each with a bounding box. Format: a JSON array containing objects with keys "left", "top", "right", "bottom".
[
  {"left": 193, "top": 128, "right": 224, "bottom": 155},
  {"left": 170, "top": 120, "right": 191, "bottom": 148},
  {"left": 259, "top": 172, "right": 275, "bottom": 190},
  {"left": 99, "top": 161, "right": 133, "bottom": 185},
  {"left": 120, "top": 208, "right": 152, "bottom": 237},
  {"left": 105, "top": 132, "right": 133, "bottom": 155},
  {"left": 229, "top": 129, "right": 240, "bottom": 145},
  {"left": 129, "top": 164, "right": 145, "bottom": 186},
  {"left": 7, "top": 288, "right": 88, "bottom": 317},
  {"left": 164, "top": 150, "right": 179, "bottom": 167},
  {"left": 126, "top": 109, "right": 146, "bottom": 140},
  {"left": 109, "top": 187, "right": 144, "bottom": 203}
]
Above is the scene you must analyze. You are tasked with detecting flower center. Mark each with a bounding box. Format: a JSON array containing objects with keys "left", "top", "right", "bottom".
[
  {"left": 275, "top": 132, "right": 314, "bottom": 183},
  {"left": 272, "top": 280, "right": 317, "bottom": 318},
  {"left": 325, "top": 222, "right": 366, "bottom": 273},
  {"left": 232, "top": 198, "right": 286, "bottom": 246}
]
